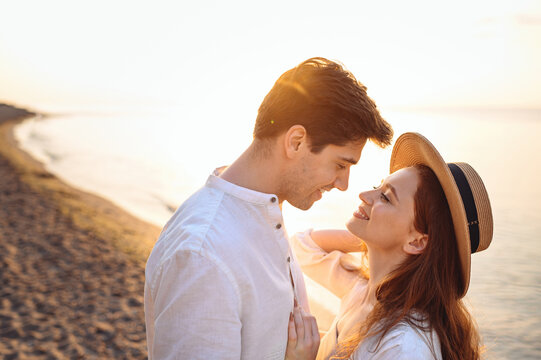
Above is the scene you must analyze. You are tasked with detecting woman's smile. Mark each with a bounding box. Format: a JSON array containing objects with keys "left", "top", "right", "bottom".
[{"left": 353, "top": 206, "right": 370, "bottom": 220}]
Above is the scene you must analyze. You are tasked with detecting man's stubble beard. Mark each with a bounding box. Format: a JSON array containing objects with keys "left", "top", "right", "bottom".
[{"left": 277, "top": 162, "right": 315, "bottom": 211}]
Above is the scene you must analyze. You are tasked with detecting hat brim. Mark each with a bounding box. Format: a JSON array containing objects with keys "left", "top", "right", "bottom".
[{"left": 389, "top": 132, "right": 471, "bottom": 297}]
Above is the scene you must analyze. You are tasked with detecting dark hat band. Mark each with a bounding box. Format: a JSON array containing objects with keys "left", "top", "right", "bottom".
[{"left": 448, "top": 163, "right": 480, "bottom": 253}]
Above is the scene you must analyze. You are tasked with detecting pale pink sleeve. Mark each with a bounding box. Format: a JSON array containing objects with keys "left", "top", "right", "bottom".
[{"left": 290, "top": 229, "right": 363, "bottom": 299}]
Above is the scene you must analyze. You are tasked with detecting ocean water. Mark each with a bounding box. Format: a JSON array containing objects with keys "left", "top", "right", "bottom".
[{"left": 14, "top": 108, "right": 541, "bottom": 359}]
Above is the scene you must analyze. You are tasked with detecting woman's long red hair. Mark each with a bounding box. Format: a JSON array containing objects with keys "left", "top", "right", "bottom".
[{"left": 333, "top": 165, "right": 482, "bottom": 360}]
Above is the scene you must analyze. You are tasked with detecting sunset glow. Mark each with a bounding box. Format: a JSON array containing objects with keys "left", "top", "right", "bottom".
[{"left": 1, "top": 0, "right": 540, "bottom": 113}]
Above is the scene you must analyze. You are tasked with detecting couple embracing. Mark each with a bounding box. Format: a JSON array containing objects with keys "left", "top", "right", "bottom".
[{"left": 144, "top": 58, "right": 493, "bottom": 360}]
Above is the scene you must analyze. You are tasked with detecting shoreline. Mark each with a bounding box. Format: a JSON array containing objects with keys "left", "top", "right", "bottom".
[
  {"left": 0, "top": 103, "right": 160, "bottom": 358},
  {"left": 0, "top": 104, "right": 160, "bottom": 262}
]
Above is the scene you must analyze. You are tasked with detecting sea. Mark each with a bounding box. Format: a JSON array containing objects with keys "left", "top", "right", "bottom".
[{"left": 14, "top": 107, "right": 541, "bottom": 359}]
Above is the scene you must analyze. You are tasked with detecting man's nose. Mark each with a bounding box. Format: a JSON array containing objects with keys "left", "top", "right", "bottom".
[{"left": 334, "top": 169, "right": 350, "bottom": 191}]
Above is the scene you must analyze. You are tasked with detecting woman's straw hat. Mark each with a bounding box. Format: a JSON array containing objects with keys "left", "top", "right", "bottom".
[{"left": 389, "top": 132, "right": 493, "bottom": 297}]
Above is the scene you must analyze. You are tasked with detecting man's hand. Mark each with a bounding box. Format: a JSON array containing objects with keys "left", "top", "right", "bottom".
[{"left": 285, "top": 306, "right": 320, "bottom": 360}]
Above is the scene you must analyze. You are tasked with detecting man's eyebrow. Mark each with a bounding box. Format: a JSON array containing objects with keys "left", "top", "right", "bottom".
[
  {"left": 339, "top": 156, "right": 358, "bottom": 165},
  {"left": 384, "top": 183, "right": 399, "bottom": 202}
]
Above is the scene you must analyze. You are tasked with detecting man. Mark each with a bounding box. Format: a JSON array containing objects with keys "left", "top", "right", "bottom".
[{"left": 144, "top": 57, "right": 393, "bottom": 359}]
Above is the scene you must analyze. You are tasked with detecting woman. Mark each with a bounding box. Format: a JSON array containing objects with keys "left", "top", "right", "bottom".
[{"left": 290, "top": 132, "right": 493, "bottom": 359}]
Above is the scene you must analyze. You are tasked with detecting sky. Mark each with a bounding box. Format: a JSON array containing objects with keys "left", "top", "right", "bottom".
[{"left": 1, "top": 0, "right": 540, "bottom": 113}]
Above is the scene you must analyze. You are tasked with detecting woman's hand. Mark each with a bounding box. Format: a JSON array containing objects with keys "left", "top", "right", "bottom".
[{"left": 285, "top": 306, "right": 320, "bottom": 360}]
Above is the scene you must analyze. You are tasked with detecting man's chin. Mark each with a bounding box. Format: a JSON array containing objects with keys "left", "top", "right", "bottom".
[{"left": 288, "top": 199, "right": 316, "bottom": 211}]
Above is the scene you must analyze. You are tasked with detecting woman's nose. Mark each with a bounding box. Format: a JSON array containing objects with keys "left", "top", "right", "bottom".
[{"left": 358, "top": 190, "right": 373, "bottom": 205}]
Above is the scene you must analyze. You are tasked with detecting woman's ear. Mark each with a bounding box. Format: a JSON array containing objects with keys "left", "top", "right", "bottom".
[
  {"left": 404, "top": 233, "right": 428, "bottom": 255},
  {"left": 284, "top": 125, "right": 308, "bottom": 159}
]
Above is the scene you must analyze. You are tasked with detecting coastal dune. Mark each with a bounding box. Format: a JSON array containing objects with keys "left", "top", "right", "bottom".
[{"left": 0, "top": 104, "right": 160, "bottom": 359}]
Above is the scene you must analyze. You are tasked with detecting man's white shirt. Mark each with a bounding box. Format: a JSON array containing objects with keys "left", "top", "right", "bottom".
[{"left": 144, "top": 172, "right": 309, "bottom": 359}]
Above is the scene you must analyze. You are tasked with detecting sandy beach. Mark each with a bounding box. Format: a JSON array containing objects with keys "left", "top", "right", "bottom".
[{"left": 0, "top": 104, "right": 160, "bottom": 359}]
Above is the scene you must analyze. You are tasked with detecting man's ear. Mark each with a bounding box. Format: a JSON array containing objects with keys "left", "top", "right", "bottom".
[
  {"left": 284, "top": 125, "right": 308, "bottom": 159},
  {"left": 404, "top": 232, "right": 428, "bottom": 255}
]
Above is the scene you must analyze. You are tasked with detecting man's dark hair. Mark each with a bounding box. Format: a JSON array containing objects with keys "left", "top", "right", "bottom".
[{"left": 254, "top": 57, "right": 393, "bottom": 153}]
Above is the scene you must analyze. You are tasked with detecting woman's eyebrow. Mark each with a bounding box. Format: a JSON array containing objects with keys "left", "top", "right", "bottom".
[{"left": 384, "top": 183, "right": 399, "bottom": 202}]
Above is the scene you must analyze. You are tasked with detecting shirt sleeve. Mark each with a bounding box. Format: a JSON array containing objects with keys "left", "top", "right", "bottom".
[
  {"left": 148, "top": 249, "right": 242, "bottom": 360},
  {"left": 290, "top": 229, "right": 364, "bottom": 299},
  {"left": 353, "top": 323, "right": 440, "bottom": 360}
]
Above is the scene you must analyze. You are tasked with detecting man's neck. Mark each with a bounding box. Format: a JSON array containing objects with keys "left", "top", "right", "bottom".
[{"left": 219, "top": 142, "right": 283, "bottom": 199}]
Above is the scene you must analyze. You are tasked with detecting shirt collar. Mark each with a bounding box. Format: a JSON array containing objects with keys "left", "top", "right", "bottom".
[{"left": 206, "top": 168, "right": 279, "bottom": 206}]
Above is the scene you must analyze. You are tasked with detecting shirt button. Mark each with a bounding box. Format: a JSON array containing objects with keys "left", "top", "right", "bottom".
[
  {"left": 270, "top": 197, "right": 277, "bottom": 203},
  {"left": 287, "top": 256, "right": 291, "bottom": 263},
  {"left": 276, "top": 223, "right": 282, "bottom": 229}
]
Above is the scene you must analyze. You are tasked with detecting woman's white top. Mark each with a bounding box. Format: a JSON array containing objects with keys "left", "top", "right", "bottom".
[{"left": 291, "top": 230, "right": 442, "bottom": 360}]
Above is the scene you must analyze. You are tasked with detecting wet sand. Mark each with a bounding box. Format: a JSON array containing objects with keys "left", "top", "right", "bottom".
[{"left": 0, "top": 104, "right": 160, "bottom": 359}]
